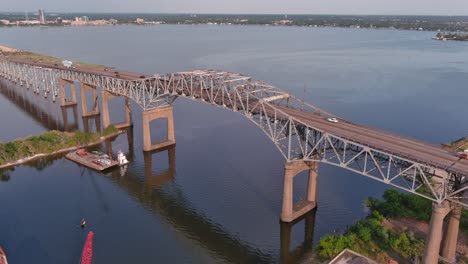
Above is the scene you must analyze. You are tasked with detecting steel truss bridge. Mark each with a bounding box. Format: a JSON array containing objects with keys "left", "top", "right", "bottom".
[{"left": 1, "top": 56, "right": 467, "bottom": 209}]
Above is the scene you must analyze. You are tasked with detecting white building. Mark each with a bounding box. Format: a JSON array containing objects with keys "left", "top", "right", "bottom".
[{"left": 38, "top": 9, "right": 46, "bottom": 24}]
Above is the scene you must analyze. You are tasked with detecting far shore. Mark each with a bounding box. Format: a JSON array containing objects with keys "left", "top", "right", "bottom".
[{"left": 0, "top": 130, "right": 124, "bottom": 170}]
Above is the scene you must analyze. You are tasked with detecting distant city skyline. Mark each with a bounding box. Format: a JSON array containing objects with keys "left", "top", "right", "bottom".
[{"left": 3, "top": 0, "right": 468, "bottom": 16}]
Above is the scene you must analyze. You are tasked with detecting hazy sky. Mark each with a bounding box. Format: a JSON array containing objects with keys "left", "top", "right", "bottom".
[{"left": 4, "top": 0, "right": 468, "bottom": 16}]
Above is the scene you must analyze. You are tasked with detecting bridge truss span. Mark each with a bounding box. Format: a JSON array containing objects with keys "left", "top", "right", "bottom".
[{"left": 0, "top": 58, "right": 466, "bottom": 208}]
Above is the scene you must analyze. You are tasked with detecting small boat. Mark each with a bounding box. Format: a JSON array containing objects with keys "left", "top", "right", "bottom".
[
  {"left": 80, "top": 231, "right": 94, "bottom": 264},
  {"left": 0, "top": 247, "right": 8, "bottom": 264},
  {"left": 117, "top": 150, "right": 129, "bottom": 166}
]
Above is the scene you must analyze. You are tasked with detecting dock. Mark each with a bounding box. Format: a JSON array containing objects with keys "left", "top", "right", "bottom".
[{"left": 66, "top": 151, "right": 119, "bottom": 171}]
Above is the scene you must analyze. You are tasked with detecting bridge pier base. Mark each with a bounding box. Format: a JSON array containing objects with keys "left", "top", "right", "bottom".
[
  {"left": 101, "top": 90, "right": 132, "bottom": 129},
  {"left": 281, "top": 161, "right": 318, "bottom": 223},
  {"left": 423, "top": 201, "right": 452, "bottom": 264},
  {"left": 142, "top": 106, "right": 176, "bottom": 152},
  {"left": 80, "top": 83, "right": 99, "bottom": 117},
  {"left": 59, "top": 79, "right": 77, "bottom": 107},
  {"left": 441, "top": 204, "right": 462, "bottom": 263}
]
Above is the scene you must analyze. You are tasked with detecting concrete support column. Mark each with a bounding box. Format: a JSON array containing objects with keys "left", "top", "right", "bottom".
[
  {"left": 59, "top": 79, "right": 76, "bottom": 107},
  {"left": 281, "top": 169, "right": 294, "bottom": 222},
  {"left": 423, "top": 201, "right": 452, "bottom": 264},
  {"left": 307, "top": 161, "right": 318, "bottom": 203},
  {"left": 80, "top": 83, "right": 99, "bottom": 117},
  {"left": 441, "top": 204, "right": 462, "bottom": 263},
  {"left": 281, "top": 161, "right": 318, "bottom": 223},
  {"left": 142, "top": 106, "right": 176, "bottom": 151},
  {"left": 101, "top": 90, "right": 132, "bottom": 129}
]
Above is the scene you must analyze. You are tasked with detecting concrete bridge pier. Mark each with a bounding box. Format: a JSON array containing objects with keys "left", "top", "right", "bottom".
[
  {"left": 142, "top": 106, "right": 176, "bottom": 152},
  {"left": 440, "top": 203, "right": 462, "bottom": 263},
  {"left": 101, "top": 90, "right": 132, "bottom": 129},
  {"left": 281, "top": 161, "right": 318, "bottom": 223},
  {"left": 59, "top": 79, "right": 77, "bottom": 107},
  {"left": 80, "top": 83, "right": 99, "bottom": 117},
  {"left": 422, "top": 201, "right": 453, "bottom": 264}
]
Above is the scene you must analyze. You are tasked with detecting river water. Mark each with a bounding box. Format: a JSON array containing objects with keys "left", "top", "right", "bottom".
[{"left": 0, "top": 25, "right": 467, "bottom": 264}]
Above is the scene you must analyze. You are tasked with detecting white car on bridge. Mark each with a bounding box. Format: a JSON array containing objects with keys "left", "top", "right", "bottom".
[{"left": 326, "top": 117, "right": 338, "bottom": 123}]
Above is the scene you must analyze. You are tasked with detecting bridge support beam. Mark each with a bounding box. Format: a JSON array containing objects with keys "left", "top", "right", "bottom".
[
  {"left": 422, "top": 201, "right": 452, "bottom": 264},
  {"left": 59, "top": 79, "right": 77, "bottom": 107},
  {"left": 101, "top": 90, "right": 132, "bottom": 129},
  {"left": 80, "top": 83, "right": 99, "bottom": 117},
  {"left": 281, "top": 161, "right": 318, "bottom": 223},
  {"left": 441, "top": 204, "right": 462, "bottom": 263},
  {"left": 142, "top": 106, "right": 176, "bottom": 152}
]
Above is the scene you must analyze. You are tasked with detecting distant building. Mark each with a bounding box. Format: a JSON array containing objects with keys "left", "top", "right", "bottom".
[
  {"left": 38, "top": 9, "right": 46, "bottom": 24},
  {"left": 56, "top": 17, "right": 63, "bottom": 24},
  {"left": 0, "top": 20, "right": 10, "bottom": 25},
  {"left": 136, "top": 18, "right": 144, "bottom": 24},
  {"left": 109, "top": 19, "right": 118, "bottom": 25},
  {"left": 81, "top": 16, "right": 89, "bottom": 22}
]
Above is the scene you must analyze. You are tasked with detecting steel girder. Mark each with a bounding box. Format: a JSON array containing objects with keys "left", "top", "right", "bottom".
[{"left": 0, "top": 61, "right": 466, "bottom": 208}]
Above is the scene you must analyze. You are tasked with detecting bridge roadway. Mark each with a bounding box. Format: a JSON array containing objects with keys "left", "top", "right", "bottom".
[
  {"left": 4, "top": 54, "right": 468, "bottom": 179},
  {"left": 275, "top": 105, "right": 468, "bottom": 177}
]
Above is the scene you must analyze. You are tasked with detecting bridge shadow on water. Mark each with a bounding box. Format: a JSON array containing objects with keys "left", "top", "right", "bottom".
[{"left": 0, "top": 79, "right": 318, "bottom": 263}]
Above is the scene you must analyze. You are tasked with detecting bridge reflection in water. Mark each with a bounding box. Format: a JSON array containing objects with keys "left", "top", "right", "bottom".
[
  {"left": 0, "top": 80, "right": 317, "bottom": 263},
  {"left": 104, "top": 142, "right": 316, "bottom": 263}
]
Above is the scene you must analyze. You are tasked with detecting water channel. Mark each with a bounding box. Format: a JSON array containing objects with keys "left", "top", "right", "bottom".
[{"left": 0, "top": 25, "right": 467, "bottom": 263}]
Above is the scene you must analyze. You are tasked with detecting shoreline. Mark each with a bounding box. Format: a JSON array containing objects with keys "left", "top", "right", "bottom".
[
  {"left": 0, "top": 23, "right": 453, "bottom": 34},
  {"left": 0, "top": 130, "right": 124, "bottom": 170}
]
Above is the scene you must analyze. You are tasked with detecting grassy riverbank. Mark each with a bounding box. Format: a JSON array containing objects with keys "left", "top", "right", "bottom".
[
  {"left": 443, "top": 137, "right": 468, "bottom": 152},
  {"left": 1, "top": 48, "right": 106, "bottom": 68},
  {"left": 0, "top": 126, "right": 118, "bottom": 166},
  {"left": 316, "top": 189, "right": 468, "bottom": 263}
]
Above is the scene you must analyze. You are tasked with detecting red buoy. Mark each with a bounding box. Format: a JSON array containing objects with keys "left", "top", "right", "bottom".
[{"left": 80, "top": 231, "right": 94, "bottom": 264}]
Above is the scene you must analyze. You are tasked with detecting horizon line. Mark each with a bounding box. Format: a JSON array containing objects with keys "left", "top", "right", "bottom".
[{"left": 1, "top": 11, "right": 468, "bottom": 17}]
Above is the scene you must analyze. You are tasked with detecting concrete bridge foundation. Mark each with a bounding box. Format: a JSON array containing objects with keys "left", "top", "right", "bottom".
[
  {"left": 281, "top": 161, "right": 318, "bottom": 223},
  {"left": 59, "top": 79, "right": 77, "bottom": 107},
  {"left": 142, "top": 106, "right": 176, "bottom": 152},
  {"left": 80, "top": 83, "right": 99, "bottom": 117},
  {"left": 441, "top": 204, "right": 462, "bottom": 263},
  {"left": 101, "top": 90, "right": 132, "bottom": 129},
  {"left": 423, "top": 201, "right": 461, "bottom": 264}
]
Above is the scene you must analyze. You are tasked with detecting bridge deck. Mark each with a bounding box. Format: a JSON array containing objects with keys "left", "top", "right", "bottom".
[
  {"left": 2, "top": 53, "right": 468, "bottom": 179},
  {"left": 277, "top": 105, "right": 468, "bottom": 176}
]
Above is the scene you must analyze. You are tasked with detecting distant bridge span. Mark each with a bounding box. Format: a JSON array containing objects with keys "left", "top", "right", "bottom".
[{"left": 1, "top": 53, "right": 466, "bottom": 263}]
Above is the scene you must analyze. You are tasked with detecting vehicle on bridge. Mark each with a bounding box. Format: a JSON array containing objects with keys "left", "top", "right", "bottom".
[
  {"left": 62, "top": 60, "right": 74, "bottom": 68},
  {"left": 326, "top": 117, "right": 338, "bottom": 123},
  {"left": 456, "top": 151, "right": 468, "bottom": 160}
]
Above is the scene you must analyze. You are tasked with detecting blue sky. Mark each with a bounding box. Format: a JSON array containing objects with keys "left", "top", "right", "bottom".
[{"left": 4, "top": 0, "right": 468, "bottom": 15}]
